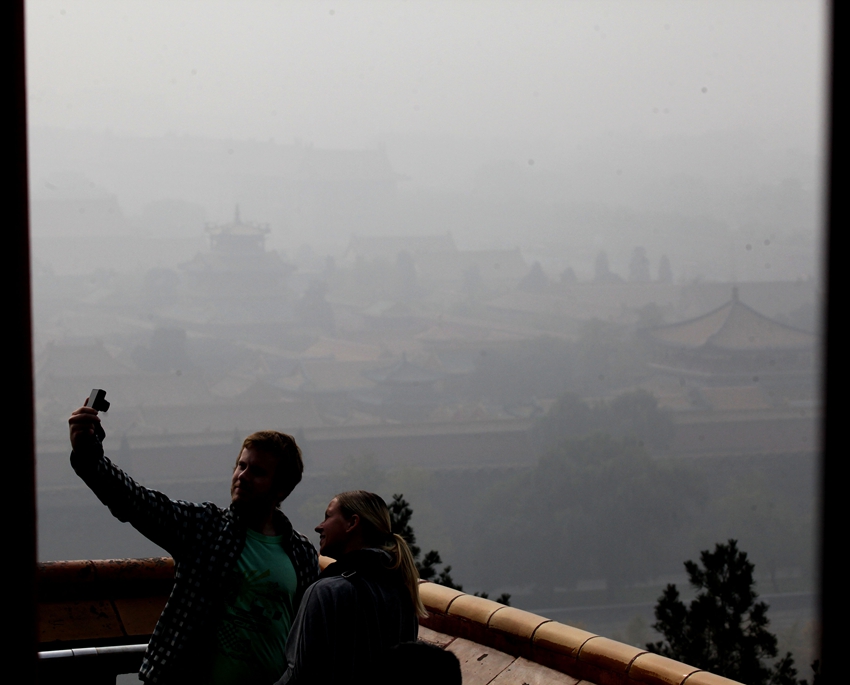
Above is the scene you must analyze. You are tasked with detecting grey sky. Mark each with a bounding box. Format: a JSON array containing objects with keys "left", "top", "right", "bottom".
[{"left": 26, "top": 1, "right": 826, "bottom": 152}]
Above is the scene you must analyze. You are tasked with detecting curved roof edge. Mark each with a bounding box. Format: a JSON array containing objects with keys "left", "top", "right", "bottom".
[
  {"left": 418, "top": 581, "right": 740, "bottom": 685},
  {"left": 648, "top": 295, "right": 814, "bottom": 352},
  {"left": 36, "top": 557, "right": 742, "bottom": 685}
]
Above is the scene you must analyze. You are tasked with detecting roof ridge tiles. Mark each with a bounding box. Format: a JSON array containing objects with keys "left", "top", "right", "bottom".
[{"left": 37, "top": 559, "right": 743, "bottom": 685}]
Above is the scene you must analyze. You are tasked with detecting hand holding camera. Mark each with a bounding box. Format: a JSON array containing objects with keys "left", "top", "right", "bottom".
[{"left": 69, "top": 389, "right": 109, "bottom": 451}]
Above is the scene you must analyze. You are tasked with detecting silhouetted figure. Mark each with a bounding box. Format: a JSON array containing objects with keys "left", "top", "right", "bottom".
[
  {"left": 277, "top": 491, "right": 424, "bottom": 685},
  {"left": 68, "top": 405, "right": 318, "bottom": 684}
]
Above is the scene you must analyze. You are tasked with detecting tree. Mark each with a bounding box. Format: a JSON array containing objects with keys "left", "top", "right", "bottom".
[
  {"left": 388, "top": 494, "right": 510, "bottom": 605},
  {"left": 535, "top": 389, "right": 673, "bottom": 451},
  {"left": 648, "top": 540, "right": 804, "bottom": 685}
]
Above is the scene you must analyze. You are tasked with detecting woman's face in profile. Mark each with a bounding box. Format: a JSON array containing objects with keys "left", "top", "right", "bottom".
[{"left": 315, "top": 497, "right": 353, "bottom": 558}]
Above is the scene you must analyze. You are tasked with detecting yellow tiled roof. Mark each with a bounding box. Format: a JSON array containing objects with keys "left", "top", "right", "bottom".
[
  {"left": 649, "top": 298, "right": 813, "bottom": 351},
  {"left": 37, "top": 557, "right": 741, "bottom": 685}
]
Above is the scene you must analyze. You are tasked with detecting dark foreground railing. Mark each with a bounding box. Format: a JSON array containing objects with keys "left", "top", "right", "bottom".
[{"left": 38, "top": 644, "right": 147, "bottom": 684}]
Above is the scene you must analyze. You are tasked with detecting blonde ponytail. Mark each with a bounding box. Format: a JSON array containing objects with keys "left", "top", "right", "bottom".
[
  {"left": 335, "top": 491, "right": 427, "bottom": 618},
  {"left": 386, "top": 532, "right": 427, "bottom": 618}
]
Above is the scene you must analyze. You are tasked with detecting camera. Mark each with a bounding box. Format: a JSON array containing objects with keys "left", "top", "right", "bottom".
[
  {"left": 87, "top": 389, "right": 109, "bottom": 442},
  {"left": 88, "top": 388, "right": 110, "bottom": 413}
]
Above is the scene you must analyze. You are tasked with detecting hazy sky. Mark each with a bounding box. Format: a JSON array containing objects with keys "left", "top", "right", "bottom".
[{"left": 26, "top": 1, "right": 826, "bottom": 152}]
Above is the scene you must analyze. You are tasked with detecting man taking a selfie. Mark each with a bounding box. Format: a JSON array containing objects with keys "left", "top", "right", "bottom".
[{"left": 69, "top": 400, "right": 318, "bottom": 685}]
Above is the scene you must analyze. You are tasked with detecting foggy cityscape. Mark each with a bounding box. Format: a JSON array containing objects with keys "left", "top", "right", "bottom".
[{"left": 28, "top": 1, "right": 824, "bottom": 676}]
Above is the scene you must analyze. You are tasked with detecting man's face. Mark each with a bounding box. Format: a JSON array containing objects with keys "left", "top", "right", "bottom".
[
  {"left": 315, "top": 497, "right": 353, "bottom": 558},
  {"left": 231, "top": 447, "right": 282, "bottom": 512}
]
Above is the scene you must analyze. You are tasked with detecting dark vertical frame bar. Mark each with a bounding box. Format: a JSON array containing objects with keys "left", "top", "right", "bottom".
[
  {"left": 819, "top": 2, "right": 839, "bottom": 681},
  {"left": 6, "top": 0, "right": 38, "bottom": 681}
]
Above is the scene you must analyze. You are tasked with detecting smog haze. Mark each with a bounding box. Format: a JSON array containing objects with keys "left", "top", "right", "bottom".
[{"left": 28, "top": 0, "right": 825, "bottom": 669}]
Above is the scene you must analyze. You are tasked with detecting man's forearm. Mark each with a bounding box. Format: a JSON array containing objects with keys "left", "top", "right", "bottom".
[{"left": 69, "top": 446, "right": 188, "bottom": 553}]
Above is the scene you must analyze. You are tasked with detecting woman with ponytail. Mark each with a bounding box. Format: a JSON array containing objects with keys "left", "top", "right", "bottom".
[{"left": 275, "top": 491, "right": 424, "bottom": 685}]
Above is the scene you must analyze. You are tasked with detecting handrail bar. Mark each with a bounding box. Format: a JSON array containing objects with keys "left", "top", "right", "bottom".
[{"left": 38, "top": 644, "right": 148, "bottom": 660}]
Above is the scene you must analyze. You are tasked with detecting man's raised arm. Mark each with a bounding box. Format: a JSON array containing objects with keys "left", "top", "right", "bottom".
[{"left": 67, "top": 400, "right": 204, "bottom": 556}]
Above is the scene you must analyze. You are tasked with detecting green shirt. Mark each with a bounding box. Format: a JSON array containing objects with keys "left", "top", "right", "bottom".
[{"left": 210, "top": 528, "right": 298, "bottom": 685}]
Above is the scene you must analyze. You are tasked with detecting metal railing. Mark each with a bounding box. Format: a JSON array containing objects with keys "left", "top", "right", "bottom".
[{"left": 38, "top": 643, "right": 147, "bottom": 685}]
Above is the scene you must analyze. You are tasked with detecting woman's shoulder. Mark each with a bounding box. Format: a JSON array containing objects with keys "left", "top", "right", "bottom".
[
  {"left": 303, "top": 574, "right": 359, "bottom": 603},
  {"left": 320, "top": 548, "right": 393, "bottom": 578}
]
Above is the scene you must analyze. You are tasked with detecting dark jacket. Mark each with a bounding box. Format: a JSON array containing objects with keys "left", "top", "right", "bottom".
[
  {"left": 71, "top": 446, "right": 318, "bottom": 684},
  {"left": 276, "top": 548, "right": 419, "bottom": 685}
]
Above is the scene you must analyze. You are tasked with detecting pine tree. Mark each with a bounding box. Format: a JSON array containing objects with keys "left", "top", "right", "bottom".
[
  {"left": 648, "top": 540, "right": 804, "bottom": 685},
  {"left": 388, "top": 494, "right": 510, "bottom": 605}
]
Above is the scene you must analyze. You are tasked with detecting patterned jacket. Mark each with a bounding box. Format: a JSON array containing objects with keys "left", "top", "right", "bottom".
[{"left": 71, "top": 447, "right": 319, "bottom": 684}]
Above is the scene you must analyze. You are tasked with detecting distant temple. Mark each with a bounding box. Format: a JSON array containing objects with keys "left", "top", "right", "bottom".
[
  {"left": 648, "top": 287, "right": 814, "bottom": 377},
  {"left": 206, "top": 204, "right": 269, "bottom": 253},
  {"left": 180, "top": 205, "right": 293, "bottom": 298},
  {"left": 645, "top": 287, "right": 816, "bottom": 411}
]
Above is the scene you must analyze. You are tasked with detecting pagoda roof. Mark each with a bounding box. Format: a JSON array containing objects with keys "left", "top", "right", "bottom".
[
  {"left": 204, "top": 205, "right": 270, "bottom": 236},
  {"left": 648, "top": 289, "right": 814, "bottom": 351}
]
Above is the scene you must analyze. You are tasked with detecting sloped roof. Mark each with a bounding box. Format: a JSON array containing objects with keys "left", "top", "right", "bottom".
[
  {"left": 346, "top": 233, "right": 457, "bottom": 261},
  {"left": 649, "top": 291, "right": 814, "bottom": 351}
]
